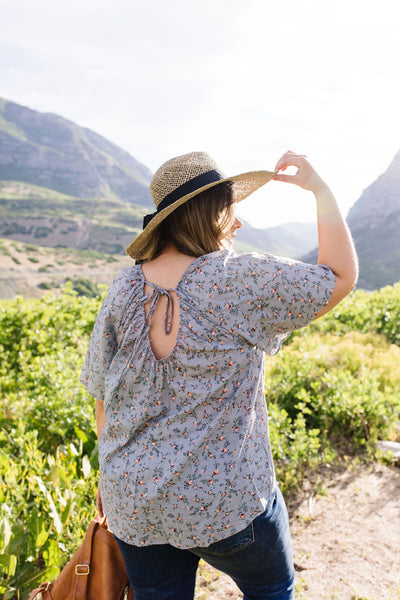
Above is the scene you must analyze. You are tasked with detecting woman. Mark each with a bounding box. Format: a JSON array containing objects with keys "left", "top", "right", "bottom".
[{"left": 80, "top": 150, "right": 358, "bottom": 600}]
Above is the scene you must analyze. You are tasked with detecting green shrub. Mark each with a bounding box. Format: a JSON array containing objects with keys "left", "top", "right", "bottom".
[
  {"left": 38, "top": 281, "right": 55, "bottom": 290},
  {"left": 67, "top": 278, "right": 102, "bottom": 298},
  {"left": 307, "top": 283, "right": 400, "bottom": 346},
  {"left": 0, "top": 288, "right": 101, "bottom": 597},
  {"left": 0, "top": 429, "right": 97, "bottom": 598},
  {"left": 268, "top": 404, "right": 323, "bottom": 492},
  {"left": 266, "top": 331, "right": 400, "bottom": 466}
]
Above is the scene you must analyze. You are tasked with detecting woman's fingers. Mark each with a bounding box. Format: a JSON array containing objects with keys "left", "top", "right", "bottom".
[
  {"left": 274, "top": 152, "right": 308, "bottom": 172},
  {"left": 273, "top": 150, "right": 324, "bottom": 191},
  {"left": 273, "top": 173, "right": 299, "bottom": 184}
]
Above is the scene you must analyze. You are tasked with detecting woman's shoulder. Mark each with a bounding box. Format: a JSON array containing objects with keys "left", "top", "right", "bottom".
[
  {"left": 112, "top": 264, "right": 143, "bottom": 286},
  {"left": 200, "top": 250, "right": 333, "bottom": 294},
  {"left": 101, "top": 264, "right": 143, "bottom": 305},
  {"left": 202, "top": 249, "right": 293, "bottom": 274},
  {"left": 184, "top": 250, "right": 294, "bottom": 296}
]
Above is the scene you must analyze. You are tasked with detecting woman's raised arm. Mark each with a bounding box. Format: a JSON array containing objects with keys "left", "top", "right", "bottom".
[{"left": 274, "top": 151, "right": 359, "bottom": 318}]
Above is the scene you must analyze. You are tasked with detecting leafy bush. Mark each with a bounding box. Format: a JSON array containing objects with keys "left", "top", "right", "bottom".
[
  {"left": 0, "top": 286, "right": 101, "bottom": 597},
  {"left": 38, "top": 281, "right": 54, "bottom": 290},
  {"left": 268, "top": 403, "right": 323, "bottom": 492},
  {"left": 266, "top": 331, "right": 400, "bottom": 474},
  {"left": 0, "top": 285, "right": 99, "bottom": 452},
  {"left": 0, "top": 430, "right": 97, "bottom": 598},
  {"left": 67, "top": 277, "right": 102, "bottom": 298},
  {"left": 307, "top": 283, "right": 400, "bottom": 345}
]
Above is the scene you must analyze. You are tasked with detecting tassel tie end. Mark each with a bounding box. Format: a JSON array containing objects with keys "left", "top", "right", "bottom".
[{"left": 143, "top": 283, "right": 174, "bottom": 335}]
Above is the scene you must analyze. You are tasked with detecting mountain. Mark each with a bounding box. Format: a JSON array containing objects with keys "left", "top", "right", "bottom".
[
  {"left": 0, "top": 97, "right": 153, "bottom": 206},
  {"left": 303, "top": 151, "right": 400, "bottom": 290},
  {"left": 236, "top": 220, "right": 317, "bottom": 258},
  {"left": 0, "top": 97, "right": 331, "bottom": 297},
  {"left": 346, "top": 151, "right": 400, "bottom": 289},
  {"left": 0, "top": 97, "right": 319, "bottom": 258},
  {"left": 0, "top": 180, "right": 146, "bottom": 255}
]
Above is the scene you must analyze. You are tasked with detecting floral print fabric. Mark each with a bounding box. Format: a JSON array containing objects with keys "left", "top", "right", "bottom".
[{"left": 80, "top": 250, "right": 334, "bottom": 548}]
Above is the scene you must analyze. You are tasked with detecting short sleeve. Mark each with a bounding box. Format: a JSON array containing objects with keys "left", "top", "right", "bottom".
[
  {"left": 80, "top": 274, "right": 122, "bottom": 401},
  {"left": 232, "top": 253, "right": 335, "bottom": 355}
]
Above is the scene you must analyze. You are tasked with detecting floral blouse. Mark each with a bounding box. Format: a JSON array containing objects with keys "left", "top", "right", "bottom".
[{"left": 80, "top": 250, "right": 334, "bottom": 549}]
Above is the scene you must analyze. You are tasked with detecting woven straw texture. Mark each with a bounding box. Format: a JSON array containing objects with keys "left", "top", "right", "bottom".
[
  {"left": 126, "top": 151, "right": 275, "bottom": 258},
  {"left": 150, "top": 152, "right": 221, "bottom": 207}
]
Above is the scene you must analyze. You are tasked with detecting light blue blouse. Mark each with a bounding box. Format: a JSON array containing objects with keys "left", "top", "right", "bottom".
[{"left": 80, "top": 250, "right": 334, "bottom": 548}]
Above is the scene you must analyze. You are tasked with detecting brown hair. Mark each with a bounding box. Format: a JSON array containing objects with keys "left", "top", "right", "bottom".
[{"left": 135, "top": 181, "right": 234, "bottom": 262}]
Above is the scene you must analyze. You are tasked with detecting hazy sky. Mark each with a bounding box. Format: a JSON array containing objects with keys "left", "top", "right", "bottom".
[{"left": 1, "top": 0, "right": 399, "bottom": 227}]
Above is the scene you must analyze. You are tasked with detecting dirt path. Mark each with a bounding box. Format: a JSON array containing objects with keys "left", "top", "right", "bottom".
[{"left": 194, "top": 463, "right": 400, "bottom": 600}]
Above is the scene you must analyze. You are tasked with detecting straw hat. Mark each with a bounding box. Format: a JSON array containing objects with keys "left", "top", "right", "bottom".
[{"left": 126, "top": 151, "right": 275, "bottom": 258}]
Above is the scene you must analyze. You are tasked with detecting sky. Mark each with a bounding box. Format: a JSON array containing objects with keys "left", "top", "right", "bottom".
[{"left": 1, "top": 0, "right": 399, "bottom": 228}]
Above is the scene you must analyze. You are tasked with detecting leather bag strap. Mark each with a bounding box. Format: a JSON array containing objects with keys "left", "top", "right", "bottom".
[
  {"left": 73, "top": 519, "right": 100, "bottom": 599},
  {"left": 29, "top": 581, "right": 53, "bottom": 600}
]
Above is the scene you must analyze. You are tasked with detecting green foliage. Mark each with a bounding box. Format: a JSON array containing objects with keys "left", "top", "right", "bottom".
[
  {"left": 267, "top": 283, "right": 400, "bottom": 492},
  {"left": 38, "top": 281, "right": 55, "bottom": 290},
  {"left": 67, "top": 278, "right": 102, "bottom": 298},
  {"left": 0, "top": 285, "right": 100, "bottom": 453},
  {"left": 0, "top": 282, "right": 400, "bottom": 597},
  {"left": 0, "top": 433, "right": 98, "bottom": 598},
  {"left": 266, "top": 331, "right": 400, "bottom": 491},
  {"left": 0, "top": 286, "right": 102, "bottom": 597},
  {"left": 307, "top": 283, "right": 400, "bottom": 345},
  {"left": 268, "top": 404, "right": 323, "bottom": 491}
]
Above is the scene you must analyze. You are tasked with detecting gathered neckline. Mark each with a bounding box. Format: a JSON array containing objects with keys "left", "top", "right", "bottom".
[
  {"left": 136, "top": 250, "right": 229, "bottom": 363},
  {"left": 139, "top": 250, "right": 229, "bottom": 292}
]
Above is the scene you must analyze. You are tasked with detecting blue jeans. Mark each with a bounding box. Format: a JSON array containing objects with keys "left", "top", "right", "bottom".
[{"left": 114, "top": 487, "right": 295, "bottom": 600}]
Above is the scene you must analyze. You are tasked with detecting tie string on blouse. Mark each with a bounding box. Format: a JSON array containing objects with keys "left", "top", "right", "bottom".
[{"left": 143, "top": 281, "right": 174, "bottom": 335}]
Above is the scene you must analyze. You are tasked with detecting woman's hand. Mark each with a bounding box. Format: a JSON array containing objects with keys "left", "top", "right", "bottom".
[
  {"left": 273, "top": 150, "right": 327, "bottom": 194},
  {"left": 96, "top": 482, "right": 104, "bottom": 518}
]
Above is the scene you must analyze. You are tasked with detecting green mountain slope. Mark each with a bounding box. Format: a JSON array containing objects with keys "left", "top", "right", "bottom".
[
  {"left": 0, "top": 180, "right": 146, "bottom": 255},
  {"left": 0, "top": 97, "right": 153, "bottom": 206}
]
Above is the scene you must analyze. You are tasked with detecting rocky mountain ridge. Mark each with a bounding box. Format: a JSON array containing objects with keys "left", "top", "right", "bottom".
[
  {"left": 346, "top": 152, "right": 400, "bottom": 288},
  {"left": 347, "top": 150, "right": 400, "bottom": 226},
  {"left": 303, "top": 150, "right": 400, "bottom": 289}
]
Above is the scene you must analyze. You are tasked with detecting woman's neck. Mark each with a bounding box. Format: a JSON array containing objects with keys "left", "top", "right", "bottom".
[{"left": 141, "top": 246, "right": 198, "bottom": 289}]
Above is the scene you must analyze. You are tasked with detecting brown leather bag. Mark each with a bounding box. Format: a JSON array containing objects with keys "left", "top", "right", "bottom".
[{"left": 29, "top": 518, "right": 134, "bottom": 600}]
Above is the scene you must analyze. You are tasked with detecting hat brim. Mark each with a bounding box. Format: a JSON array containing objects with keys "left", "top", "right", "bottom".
[{"left": 126, "top": 170, "right": 276, "bottom": 258}]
